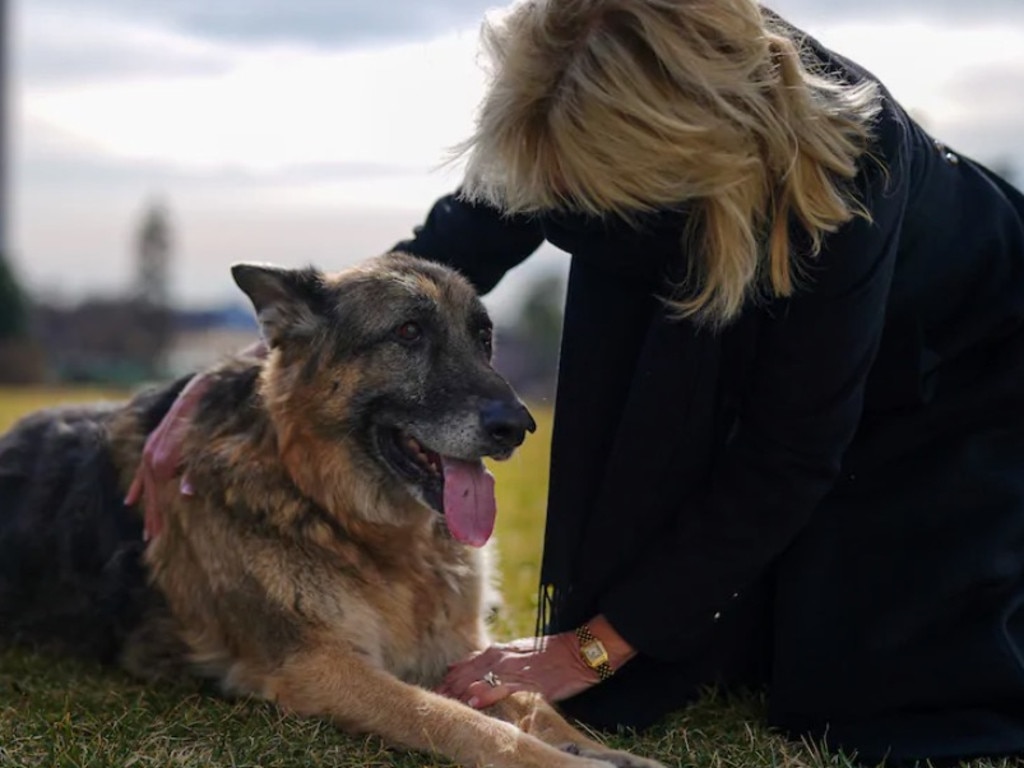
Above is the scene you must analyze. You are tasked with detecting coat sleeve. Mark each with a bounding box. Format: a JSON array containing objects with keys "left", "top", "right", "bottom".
[
  {"left": 392, "top": 192, "right": 545, "bottom": 295},
  {"left": 599, "top": 136, "right": 911, "bottom": 661}
]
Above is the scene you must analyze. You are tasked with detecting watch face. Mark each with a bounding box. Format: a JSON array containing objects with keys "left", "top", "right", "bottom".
[{"left": 582, "top": 641, "right": 608, "bottom": 666}]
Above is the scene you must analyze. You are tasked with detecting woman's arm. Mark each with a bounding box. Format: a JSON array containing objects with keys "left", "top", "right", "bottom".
[{"left": 392, "top": 191, "right": 545, "bottom": 293}]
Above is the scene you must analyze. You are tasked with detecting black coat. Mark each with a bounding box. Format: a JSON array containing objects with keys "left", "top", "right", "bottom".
[{"left": 394, "top": 26, "right": 1024, "bottom": 766}]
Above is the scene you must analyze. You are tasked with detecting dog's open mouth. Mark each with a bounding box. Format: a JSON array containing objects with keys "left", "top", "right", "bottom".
[{"left": 379, "top": 428, "right": 496, "bottom": 548}]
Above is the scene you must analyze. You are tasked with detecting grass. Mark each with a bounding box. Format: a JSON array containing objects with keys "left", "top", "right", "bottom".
[{"left": 0, "top": 388, "right": 1013, "bottom": 768}]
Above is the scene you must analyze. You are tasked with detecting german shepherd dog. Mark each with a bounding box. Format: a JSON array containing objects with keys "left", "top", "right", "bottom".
[{"left": 0, "top": 253, "right": 663, "bottom": 768}]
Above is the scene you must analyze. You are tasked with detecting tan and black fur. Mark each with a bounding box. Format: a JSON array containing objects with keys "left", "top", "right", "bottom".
[{"left": 0, "top": 253, "right": 663, "bottom": 768}]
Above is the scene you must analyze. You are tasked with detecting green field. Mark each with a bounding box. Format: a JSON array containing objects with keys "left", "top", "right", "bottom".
[{"left": 0, "top": 389, "right": 1010, "bottom": 767}]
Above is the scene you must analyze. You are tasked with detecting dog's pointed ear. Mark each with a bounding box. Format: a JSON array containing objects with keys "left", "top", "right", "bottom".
[{"left": 231, "top": 263, "right": 327, "bottom": 347}]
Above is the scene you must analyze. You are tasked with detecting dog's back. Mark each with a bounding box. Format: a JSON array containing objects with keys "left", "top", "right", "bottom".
[{"left": 0, "top": 379, "right": 187, "bottom": 661}]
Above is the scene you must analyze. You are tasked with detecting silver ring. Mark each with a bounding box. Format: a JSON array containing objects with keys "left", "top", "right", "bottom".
[{"left": 483, "top": 671, "right": 501, "bottom": 688}]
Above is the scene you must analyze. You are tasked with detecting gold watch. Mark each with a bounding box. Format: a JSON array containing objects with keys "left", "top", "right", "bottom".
[{"left": 575, "top": 624, "right": 614, "bottom": 681}]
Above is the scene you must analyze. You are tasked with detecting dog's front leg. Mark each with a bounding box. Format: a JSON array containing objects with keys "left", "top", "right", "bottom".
[
  {"left": 489, "top": 693, "right": 668, "bottom": 768},
  {"left": 261, "top": 644, "right": 622, "bottom": 768}
]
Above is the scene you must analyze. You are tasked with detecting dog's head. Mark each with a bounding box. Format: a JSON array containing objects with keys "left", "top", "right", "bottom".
[{"left": 231, "top": 252, "right": 535, "bottom": 546}]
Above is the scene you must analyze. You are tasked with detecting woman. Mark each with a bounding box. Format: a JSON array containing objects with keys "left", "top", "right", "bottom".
[{"left": 132, "top": 0, "right": 1024, "bottom": 763}]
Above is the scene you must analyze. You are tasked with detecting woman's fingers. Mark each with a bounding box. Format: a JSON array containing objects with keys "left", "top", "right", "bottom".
[
  {"left": 442, "top": 651, "right": 498, "bottom": 695},
  {"left": 440, "top": 648, "right": 550, "bottom": 707},
  {"left": 464, "top": 675, "right": 516, "bottom": 709}
]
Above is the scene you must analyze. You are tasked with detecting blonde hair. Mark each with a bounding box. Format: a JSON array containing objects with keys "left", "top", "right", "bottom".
[{"left": 455, "top": 0, "right": 883, "bottom": 325}]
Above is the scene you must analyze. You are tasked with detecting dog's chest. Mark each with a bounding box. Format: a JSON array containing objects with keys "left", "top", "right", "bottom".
[
  {"left": 331, "top": 543, "right": 494, "bottom": 688},
  {"left": 391, "top": 553, "right": 488, "bottom": 686}
]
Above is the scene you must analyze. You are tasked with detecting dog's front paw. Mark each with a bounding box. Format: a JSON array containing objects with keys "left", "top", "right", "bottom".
[{"left": 556, "top": 742, "right": 614, "bottom": 767}]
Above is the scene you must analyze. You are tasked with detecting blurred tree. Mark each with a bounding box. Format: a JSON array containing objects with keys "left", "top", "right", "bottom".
[
  {"left": 517, "top": 272, "right": 565, "bottom": 366},
  {"left": 0, "top": 0, "right": 18, "bottom": 341},
  {"left": 495, "top": 271, "right": 567, "bottom": 401},
  {"left": 0, "top": 255, "right": 46, "bottom": 383},
  {"left": 0, "top": 254, "right": 27, "bottom": 339}
]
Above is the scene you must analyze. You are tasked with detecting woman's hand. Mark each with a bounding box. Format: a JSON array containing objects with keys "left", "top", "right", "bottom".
[
  {"left": 438, "top": 615, "right": 637, "bottom": 709},
  {"left": 437, "top": 633, "right": 598, "bottom": 709}
]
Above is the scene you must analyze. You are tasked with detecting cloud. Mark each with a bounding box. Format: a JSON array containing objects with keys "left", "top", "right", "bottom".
[
  {"left": 22, "top": 26, "right": 486, "bottom": 178},
  {"left": 14, "top": 0, "right": 1022, "bottom": 315},
  {"left": 23, "top": 0, "right": 1022, "bottom": 90},
  {"left": 26, "top": 0, "right": 1024, "bottom": 57},
  {"left": 771, "top": 0, "right": 1024, "bottom": 25},
  {"left": 19, "top": 0, "right": 499, "bottom": 88},
  {"left": 28, "top": 0, "right": 496, "bottom": 48},
  {"left": 789, "top": 18, "right": 1024, "bottom": 179},
  {"left": 20, "top": 134, "right": 432, "bottom": 193},
  {"left": 945, "top": 67, "right": 1024, "bottom": 123},
  {"left": 16, "top": 118, "right": 468, "bottom": 217},
  {"left": 18, "top": 8, "right": 240, "bottom": 85}
]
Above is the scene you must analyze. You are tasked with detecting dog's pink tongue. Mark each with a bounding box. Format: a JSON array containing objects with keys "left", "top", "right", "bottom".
[{"left": 441, "top": 457, "right": 496, "bottom": 547}]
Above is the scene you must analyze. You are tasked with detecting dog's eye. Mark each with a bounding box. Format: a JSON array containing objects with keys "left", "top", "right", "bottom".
[
  {"left": 479, "top": 327, "right": 493, "bottom": 355},
  {"left": 395, "top": 321, "right": 422, "bottom": 343}
]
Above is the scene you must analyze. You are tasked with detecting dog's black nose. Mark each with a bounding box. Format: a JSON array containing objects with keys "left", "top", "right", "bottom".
[{"left": 480, "top": 400, "right": 537, "bottom": 449}]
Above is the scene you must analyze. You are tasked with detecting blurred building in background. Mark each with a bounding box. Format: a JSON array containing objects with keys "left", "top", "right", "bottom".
[
  {"left": 25, "top": 199, "right": 266, "bottom": 385},
  {"left": 32, "top": 294, "right": 259, "bottom": 385},
  {"left": 163, "top": 305, "right": 258, "bottom": 379}
]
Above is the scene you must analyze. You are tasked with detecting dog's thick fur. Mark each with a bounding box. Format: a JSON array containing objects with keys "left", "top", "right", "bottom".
[{"left": 0, "top": 254, "right": 662, "bottom": 768}]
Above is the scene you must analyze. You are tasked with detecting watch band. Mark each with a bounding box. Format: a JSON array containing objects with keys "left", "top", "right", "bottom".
[{"left": 575, "top": 624, "right": 615, "bottom": 681}]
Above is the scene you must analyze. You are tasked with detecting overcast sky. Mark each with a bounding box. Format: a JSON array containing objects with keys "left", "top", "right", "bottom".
[{"left": 11, "top": 0, "right": 1024, "bottom": 318}]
